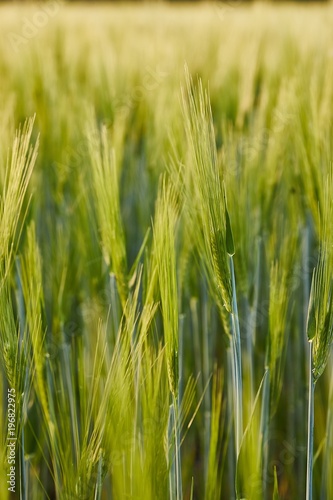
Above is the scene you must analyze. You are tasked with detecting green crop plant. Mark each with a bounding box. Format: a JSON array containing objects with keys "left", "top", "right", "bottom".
[{"left": 305, "top": 170, "right": 333, "bottom": 500}]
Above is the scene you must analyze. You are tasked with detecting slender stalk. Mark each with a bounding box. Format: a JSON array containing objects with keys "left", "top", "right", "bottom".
[
  {"left": 190, "top": 477, "right": 194, "bottom": 500},
  {"left": 321, "top": 363, "right": 333, "bottom": 498},
  {"left": 226, "top": 347, "right": 236, "bottom": 500},
  {"left": 168, "top": 402, "right": 177, "bottom": 500},
  {"left": 229, "top": 256, "right": 243, "bottom": 457},
  {"left": 94, "top": 454, "right": 103, "bottom": 500},
  {"left": 202, "top": 282, "right": 211, "bottom": 485},
  {"left": 174, "top": 395, "right": 182, "bottom": 500},
  {"left": 168, "top": 395, "right": 182, "bottom": 500},
  {"left": 178, "top": 315, "right": 185, "bottom": 408},
  {"left": 19, "top": 428, "right": 27, "bottom": 500},
  {"left": 306, "top": 342, "right": 315, "bottom": 500},
  {"left": 175, "top": 316, "right": 183, "bottom": 500},
  {"left": 244, "top": 298, "right": 254, "bottom": 419},
  {"left": 260, "top": 368, "right": 270, "bottom": 499},
  {"left": 16, "top": 260, "right": 28, "bottom": 500}
]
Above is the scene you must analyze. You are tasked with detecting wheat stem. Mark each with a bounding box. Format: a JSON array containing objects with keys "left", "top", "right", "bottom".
[
  {"left": 19, "top": 428, "right": 27, "bottom": 500},
  {"left": 230, "top": 256, "right": 243, "bottom": 457},
  {"left": 306, "top": 342, "right": 315, "bottom": 500}
]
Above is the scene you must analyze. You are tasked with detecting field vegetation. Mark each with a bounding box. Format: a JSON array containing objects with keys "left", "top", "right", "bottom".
[{"left": 0, "top": 3, "right": 333, "bottom": 499}]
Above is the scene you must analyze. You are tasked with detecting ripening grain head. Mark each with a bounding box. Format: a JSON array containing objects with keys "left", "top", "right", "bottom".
[
  {"left": 182, "top": 67, "right": 232, "bottom": 313},
  {"left": 153, "top": 176, "right": 180, "bottom": 397},
  {"left": 307, "top": 169, "right": 333, "bottom": 381}
]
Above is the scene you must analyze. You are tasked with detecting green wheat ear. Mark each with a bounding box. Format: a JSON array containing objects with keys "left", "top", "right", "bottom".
[
  {"left": 153, "top": 175, "right": 180, "bottom": 397},
  {"left": 310, "top": 270, "right": 333, "bottom": 381},
  {"left": 181, "top": 65, "right": 232, "bottom": 313},
  {"left": 0, "top": 116, "right": 38, "bottom": 389},
  {"left": 87, "top": 120, "right": 128, "bottom": 309},
  {"left": 0, "top": 115, "right": 38, "bottom": 266},
  {"left": 306, "top": 170, "right": 333, "bottom": 382}
]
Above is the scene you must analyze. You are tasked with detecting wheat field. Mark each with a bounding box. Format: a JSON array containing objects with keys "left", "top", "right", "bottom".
[{"left": 0, "top": 2, "right": 333, "bottom": 499}]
